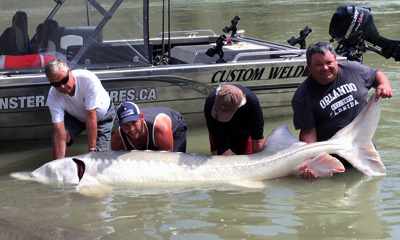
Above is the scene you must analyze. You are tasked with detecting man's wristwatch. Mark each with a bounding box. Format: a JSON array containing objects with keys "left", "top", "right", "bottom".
[{"left": 89, "top": 147, "right": 98, "bottom": 152}]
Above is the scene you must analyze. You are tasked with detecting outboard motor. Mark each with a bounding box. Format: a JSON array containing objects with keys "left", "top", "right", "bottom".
[{"left": 329, "top": 5, "right": 400, "bottom": 63}]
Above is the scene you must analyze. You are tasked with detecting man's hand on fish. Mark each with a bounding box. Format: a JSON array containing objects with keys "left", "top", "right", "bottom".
[{"left": 299, "top": 168, "right": 317, "bottom": 179}]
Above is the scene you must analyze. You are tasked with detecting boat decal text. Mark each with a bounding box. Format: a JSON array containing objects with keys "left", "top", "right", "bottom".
[
  {"left": 211, "top": 66, "right": 308, "bottom": 82},
  {"left": 108, "top": 88, "right": 157, "bottom": 102},
  {"left": 0, "top": 88, "right": 157, "bottom": 110},
  {"left": 0, "top": 95, "right": 46, "bottom": 110}
]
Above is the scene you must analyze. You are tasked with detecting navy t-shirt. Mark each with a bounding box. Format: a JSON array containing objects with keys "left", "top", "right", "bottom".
[
  {"left": 204, "top": 85, "right": 264, "bottom": 155},
  {"left": 120, "top": 107, "right": 187, "bottom": 151},
  {"left": 292, "top": 60, "right": 377, "bottom": 141}
]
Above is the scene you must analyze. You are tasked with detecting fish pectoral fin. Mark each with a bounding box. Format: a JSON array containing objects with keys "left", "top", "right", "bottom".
[
  {"left": 229, "top": 180, "right": 265, "bottom": 189},
  {"left": 76, "top": 183, "right": 113, "bottom": 198},
  {"left": 76, "top": 177, "right": 112, "bottom": 198},
  {"left": 298, "top": 153, "right": 345, "bottom": 178}
]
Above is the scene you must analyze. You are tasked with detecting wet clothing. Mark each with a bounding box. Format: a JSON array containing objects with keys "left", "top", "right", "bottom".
[
  {"left": 119, "top": 107, "right": 187, "bottom": 152},
  {"left": 204, "top": 85, "right": 264, "bottom": 155},
  {"left": 292, "top": 60, "right": 377, "bottom": 141}
]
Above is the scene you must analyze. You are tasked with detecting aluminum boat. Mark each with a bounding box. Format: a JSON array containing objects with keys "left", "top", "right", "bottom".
[{"left": 0, "top": 0, "right": 311, "bottom": 140}]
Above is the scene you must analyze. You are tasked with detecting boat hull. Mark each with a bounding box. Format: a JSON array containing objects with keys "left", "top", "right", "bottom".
[
  {"left": 0, "top": 0, "right": 313, "bottom": 141},
  {"left": 0, "top": 60, "right": 307, "bottom": 140}
]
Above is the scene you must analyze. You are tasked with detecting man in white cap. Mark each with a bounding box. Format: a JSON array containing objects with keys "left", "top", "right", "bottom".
[
  {"left": 111, "top": 102, "right": 187, "bottom": 152},
  {"left": 204, "top": 84, "right": 265, "bottom": 155}
]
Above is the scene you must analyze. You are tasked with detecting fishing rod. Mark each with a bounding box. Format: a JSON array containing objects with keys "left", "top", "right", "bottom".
[{"left": 160, "top": 0, "right": 171, "bottom": 65}]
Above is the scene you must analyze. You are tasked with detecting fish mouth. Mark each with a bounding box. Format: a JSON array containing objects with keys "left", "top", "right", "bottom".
[{"left": 73, "top": 158, "right": 85, "bottom": 181}]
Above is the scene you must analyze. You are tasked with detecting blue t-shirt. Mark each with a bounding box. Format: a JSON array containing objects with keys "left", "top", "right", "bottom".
[{"left": 292, "top": 60, "right": 377, "bottom": 141}]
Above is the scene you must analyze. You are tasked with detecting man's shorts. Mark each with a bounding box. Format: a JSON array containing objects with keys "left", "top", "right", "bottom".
[
  {"left": 64, "top": 102, "right": 116, "bottom": 151},
  {"left": 172, "top": 120, "right": 188, "bottom": 153}
]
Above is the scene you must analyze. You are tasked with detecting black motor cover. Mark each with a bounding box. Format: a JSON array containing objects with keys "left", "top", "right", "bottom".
[{"left": 329, "top": 5, "right": 380, "bottom": 44}]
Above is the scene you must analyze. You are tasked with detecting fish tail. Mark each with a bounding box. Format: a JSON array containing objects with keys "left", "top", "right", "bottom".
[{"left": 330, "top": 94, "right": 386, "bottom": 176}]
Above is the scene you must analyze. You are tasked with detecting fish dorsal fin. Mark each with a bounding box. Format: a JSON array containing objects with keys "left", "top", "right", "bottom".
[{"left": 264, "top": 125, "right": 303, "bottom": 155}]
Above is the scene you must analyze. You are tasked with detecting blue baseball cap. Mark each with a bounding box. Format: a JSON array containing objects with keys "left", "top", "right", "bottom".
[{"left": 116, "top": 102, "right": 141, "bottom": 126}]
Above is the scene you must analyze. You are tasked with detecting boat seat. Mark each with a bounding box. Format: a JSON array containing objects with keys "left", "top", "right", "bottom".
[
  {"left": 31, "top": 19, "right": 62, "bottom": 54},
  {"left": 59, "top": 26, "right": 103, "bottom": 55},
  {"left": 60, "top": 35, "right": 83, "bottom": 55},
  {"left": 0, "top": 11, "right": 30, "bottom": 55},
  {"left": 60, "top": 26, "right": 103, "bottom": 44}
]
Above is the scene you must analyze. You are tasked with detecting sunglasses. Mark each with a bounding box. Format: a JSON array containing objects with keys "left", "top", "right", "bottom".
[{"left": 50, "top": 70, "right": 69, "bottom": 88}]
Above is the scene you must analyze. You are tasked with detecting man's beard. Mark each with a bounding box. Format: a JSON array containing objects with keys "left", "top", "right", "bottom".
[{"left": 127, "top": 121, "right": 143, "bottom": 141}]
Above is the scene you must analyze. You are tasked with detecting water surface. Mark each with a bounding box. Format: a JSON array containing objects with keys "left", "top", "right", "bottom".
[{"left": 1, "top": 0, "right": 400, "bottom": 239}]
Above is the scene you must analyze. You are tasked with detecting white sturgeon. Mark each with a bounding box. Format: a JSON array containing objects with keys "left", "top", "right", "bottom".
[{"left": 12, "top": 94, "right": 385, "bottom": 192}]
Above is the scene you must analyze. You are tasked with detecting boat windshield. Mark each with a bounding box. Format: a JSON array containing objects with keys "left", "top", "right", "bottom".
[{"left": 0, "top": 0, "right": 150, "bottom": 71}]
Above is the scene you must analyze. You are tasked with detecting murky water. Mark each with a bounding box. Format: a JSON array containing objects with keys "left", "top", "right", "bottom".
[{"left": 1, "top": 0, "right": 400, "bottom": 239}]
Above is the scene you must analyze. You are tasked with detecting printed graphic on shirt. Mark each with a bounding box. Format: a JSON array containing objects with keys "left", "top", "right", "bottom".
[{"left": 319, "top": 83, "right": 359, "bottom": 118}]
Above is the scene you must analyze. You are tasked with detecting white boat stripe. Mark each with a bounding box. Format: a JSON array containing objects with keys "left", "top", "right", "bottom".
[{"left": 0, "top": 55, "right": 5, "bottom": 69}]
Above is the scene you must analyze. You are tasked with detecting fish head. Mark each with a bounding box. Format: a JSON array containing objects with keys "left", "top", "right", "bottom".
[{"left": 31, "top": 157, "right": 80, "bottom": 184}]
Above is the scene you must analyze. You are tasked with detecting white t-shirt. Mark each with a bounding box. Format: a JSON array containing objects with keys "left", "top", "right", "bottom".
[{"left": 47, "top": 69, "right": 110, "bottom": 123}]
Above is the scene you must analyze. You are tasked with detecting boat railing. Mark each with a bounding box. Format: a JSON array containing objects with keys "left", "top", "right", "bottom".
[
  {"left": 157, "top": 30, "right": 217, "bottom": 38},
  {"left": 230, "top": 49, "right": 306, "bottom": 62}
]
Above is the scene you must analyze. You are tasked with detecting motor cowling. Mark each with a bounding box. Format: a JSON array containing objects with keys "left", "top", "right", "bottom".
[
  {"left": 329, "top": 5, "right": 400, "bottom": 62},
  {"left": 329, "top": 5, "right": 379, "bottom": 45}
]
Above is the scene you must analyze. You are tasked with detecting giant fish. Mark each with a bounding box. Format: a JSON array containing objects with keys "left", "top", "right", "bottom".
[{"left": 12, "top": 94, "right": 385, "bottom": 193}]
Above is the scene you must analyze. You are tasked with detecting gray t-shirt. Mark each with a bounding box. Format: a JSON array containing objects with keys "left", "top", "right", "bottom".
[{"left": 292, "top": 60, "right": 378, "bottom": 141}]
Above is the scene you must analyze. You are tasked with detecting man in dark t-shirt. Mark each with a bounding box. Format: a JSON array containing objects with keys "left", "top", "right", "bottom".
[
  {"left": 292, "top": 42, "right": 392, "bottom": 143},
  {"left": 204, "top": 84, "right": 265, "bottom": 155},
  {"left": 111, "top": 102, "right": 187, "bottom": 152},
  {"left": 292, "top": 42, "right": 392, "bottom": 178}
]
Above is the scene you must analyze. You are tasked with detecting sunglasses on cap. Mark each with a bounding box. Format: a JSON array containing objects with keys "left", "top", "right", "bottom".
[{"left": 50, "top": 69, "right": 69, "bottom": 88}]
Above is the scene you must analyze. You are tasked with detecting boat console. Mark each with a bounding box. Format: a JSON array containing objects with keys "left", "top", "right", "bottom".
[{"left": 66, "top": 43, "right": 152, "bottom": 66}]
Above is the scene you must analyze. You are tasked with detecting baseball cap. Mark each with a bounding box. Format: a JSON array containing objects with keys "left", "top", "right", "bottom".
[
  {"left": 211, "top": 85, "right": 243, "bottom": 122},
  {"left": 117, "top": 102, "right": 141, "bottom": 126}
]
